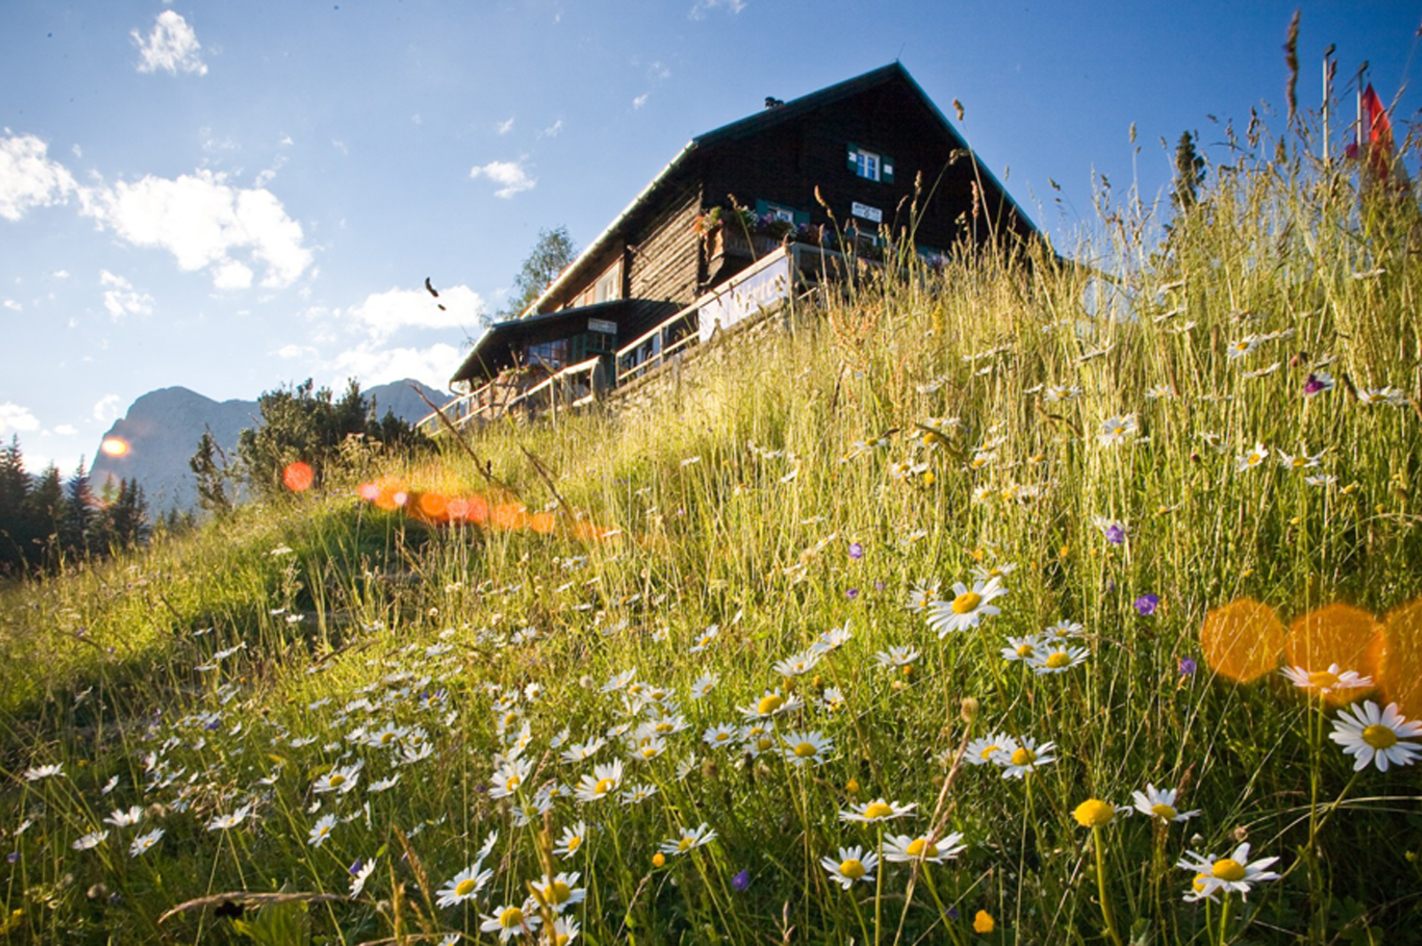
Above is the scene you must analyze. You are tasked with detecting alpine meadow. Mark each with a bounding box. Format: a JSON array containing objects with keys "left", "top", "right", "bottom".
[{"left": 3, "top": 108, "right": 1421, "bottom": 946}]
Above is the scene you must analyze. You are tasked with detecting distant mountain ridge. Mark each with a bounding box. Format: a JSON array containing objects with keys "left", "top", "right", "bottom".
[{"left": 89, "top": 380, "right": 445, "bottom": 513}]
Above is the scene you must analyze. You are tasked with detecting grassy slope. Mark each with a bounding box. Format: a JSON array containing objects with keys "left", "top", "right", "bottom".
[{"left": 2, "top": 147, "right": 1421, "bottom": 945}]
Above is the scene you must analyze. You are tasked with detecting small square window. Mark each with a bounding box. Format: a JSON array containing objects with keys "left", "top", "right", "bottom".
[{"left": 853, "top": 149, "right": 881, "bottom": 182}]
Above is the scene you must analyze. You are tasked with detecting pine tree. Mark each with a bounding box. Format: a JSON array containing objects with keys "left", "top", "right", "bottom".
[
  {"left": 1171, "top": 131, "right": 1206, "bottom": 214},
  {"left": 24, "top": 464, "right": 64, "bottom": 569},
  {"left": 100, "top": 478, "right": 149, "bottom": 551},
  {"left": 0, "top": 436, "right": 32, "bottom": 574},
  {"left": 59, "top": 457, "right": 94, "bottom": 559}
]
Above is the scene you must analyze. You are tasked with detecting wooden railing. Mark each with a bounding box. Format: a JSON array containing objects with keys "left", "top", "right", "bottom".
[
  {"left": 418, "top": 244, "right": 834, "bottom": 436},
  {"left": 614, "top": 305, "right": 699, "bottom": 386}
]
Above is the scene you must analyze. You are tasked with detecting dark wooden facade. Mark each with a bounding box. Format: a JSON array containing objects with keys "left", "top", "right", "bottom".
[{"left": 451, "top": 63, "right": 1037, "bottom": 388}]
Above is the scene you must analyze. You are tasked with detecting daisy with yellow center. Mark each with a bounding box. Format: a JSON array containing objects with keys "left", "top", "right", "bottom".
[
  {"left": 820, "top": 845, "right": 878, "bottom": 889},
  {"left": 1027, "top": 644, "right": 1089, "bottom": 675},
  {"left": 883, "top": 830, "right": 965, "bottom": 864},
  {"left": 926, "top": 577, "right": 1008, "bottom": 637},
  {"left": 1177, "top": 843, "right": 1279, "bottom": 901},
  {"left": 839, "top": 798, "right": 917, "bottom": 823},
  {"left": 436, "top": 863, "right": 494, "bottom": 908},
  {"left": 1235, "top": 442, "right": 1270, "bottom": 472},
  {"left": 1001, "top": 635, "right": 1043, "bottom": 662},
  {"left": 997, "top": 736, "right": 1056, "bottom": 780},
  {"left": 780, "top": 729, "right": 833, "bottom": 767},
  {"left": 480, "top": 903, "right": 541, "bottom": 942},
  {"left": 965, "top": 732, "right": 1012, "bottom": 765},
  {"left": 1280, "top": 664, "right": 1373, "bottom": 698},
  {"left": 739, "top": 688, "right": 802, "bottom": 721},
  {"left": 573, "top": 760, "right": 624, "bottom": 803},
  {"left": 658, "top": 823, "right": 717, "bottom": 856},
  {"left": 531, "top": 872, "right": 585, "bottom": 911},
  {"left": 553, "top": 822, "right": 587, "bottom": 860},
  {"left": 1329, "top": 700, "right": 1422, "bottom": 772},
  {"left": 1130, "top": 784, "right": 1199, "bottom": 824}
]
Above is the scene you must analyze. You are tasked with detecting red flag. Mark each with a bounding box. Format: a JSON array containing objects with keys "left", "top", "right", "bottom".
[{"left": 1360, "top": 83, "right": 1395, "bottom": 180}]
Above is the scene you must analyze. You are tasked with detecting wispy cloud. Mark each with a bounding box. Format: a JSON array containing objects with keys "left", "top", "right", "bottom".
[
  {"left": 99, "top": 270, "right": 155, "bottom": 320},
  {"left": 496, "top": 117, "right": 515, "bottom": 136},
  {"left": 632, "top": 93, "right": 649, "bottom": 110},
  {"left": 540, "top": 119, "right": 563, "bottom": 138},
  {"left": 329, "top": 342, "right": 463, "bottom": 389},
  {"left": 0, "top": 133, "right": 78, "bottom": 221},
  {"left": 690, "top": 0, "right": 746, "bottom": 19},
  {"left": 92, "top": 395, "right": 122, "bottom": 424},
  {"left": 347, "top": 285, "right": 485, "bottom": 341},
  {"left": 131, "top": 11, "right": 208, "bottom": 76},
  {"left": 80, "top": 170, "right": 314, "bottom": 290},
  {"left": 469, "top": 160, "right": 536, "bottom": 198},
  {"left": 0, "top": 402, "right": 41, "bottom": 437}
]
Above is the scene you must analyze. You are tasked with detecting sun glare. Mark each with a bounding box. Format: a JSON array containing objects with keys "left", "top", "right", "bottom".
[{"left": 100, "top": 437, "right": 130, "bottom": 458}]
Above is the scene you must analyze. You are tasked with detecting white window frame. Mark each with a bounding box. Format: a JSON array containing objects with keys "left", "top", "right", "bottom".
[{"left": 854, "top": 149, "right": 881, "bottom": 182}]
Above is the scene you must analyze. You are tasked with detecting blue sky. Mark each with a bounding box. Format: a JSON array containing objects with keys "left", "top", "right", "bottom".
[{"left": 2, "top": 0, "right": 1416, "bottom": 473}]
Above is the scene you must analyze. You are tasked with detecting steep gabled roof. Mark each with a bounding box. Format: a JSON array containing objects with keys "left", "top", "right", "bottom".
[{"left": 515, "top": 62, "right": 1037, "bottom": 321}]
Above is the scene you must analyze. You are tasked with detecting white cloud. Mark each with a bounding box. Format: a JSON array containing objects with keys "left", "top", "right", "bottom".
[
  {"left": 93, "top": 394, "right": 123, "bottom": 424},
  {"left": 99, "top": 270, "right": 155, "bottom": 320},
  {"left": 132, "top": 11, "right": 208, "bottom": 76},
  {"left": 53, "top": 424, "right": 77, "bottom": 436},
  {"left": 541, "top": 119, "right": 563, "bottom": 138},
  {"left": 212, "top": 259, "right": 254, "bottom": 290},
  {"left": 632, "top": 93, "right": 649, "bottom": 110},
  {"left": 496, "top": 117, "right": 515, "bottom": 136},
  {"left": 3, "top": 299, "right": 20, "bottom": 312},
  {"left": 0, "top": 133, "right": 78, "bottom": 221},
  {"left": 329, "top": 342, "right": 463, "bottom": 389},
  {"left": 81, "top": 170, "right": 313, "bottom": 289},
  {"left": 347, "top": 284, "right": 484, "bottom": 341},
  {"left": 0, "top": 402, "right": 41, "bottom": 436},
  {"left": 690, "top": 0, "right": 746, "bottom": 17},
  {"left": 51, "top": 269, "right": 70, "bottom": 279},
  {"left": 274, "top": 343, "right": 314, "bottom": 359},
  {"left": 469, "top": 160, "right": 536, "bottom": 198}
]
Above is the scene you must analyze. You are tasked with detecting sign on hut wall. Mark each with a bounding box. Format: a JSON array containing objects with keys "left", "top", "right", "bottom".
[{"left": 698, "top": 252, "right": 793, "bottom": 343}]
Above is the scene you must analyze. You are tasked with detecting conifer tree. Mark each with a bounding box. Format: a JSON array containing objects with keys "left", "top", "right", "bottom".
[
  {"left": 24, "top": 464, "right": 64, "bottom": 569},
  {"left": 0, "top": 436, "right": 32, "bottom": 573},
  {"left": 59, "top": 457, "right": 94, "bottom": 559}
]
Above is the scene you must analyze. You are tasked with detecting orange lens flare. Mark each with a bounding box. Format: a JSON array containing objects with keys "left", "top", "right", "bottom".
[
  {"left": 1380, "top": 598, "right": 1422, "bottom": 719},
  {"left": 100, "top": 437, "right": 130, "bottom": 458},
  {"left": 1199, "top": 598, "right": 1285, "bottom": 683},
  {"left": 283, "top": 462, "right": 315, "bottom": 492},
  {"left": 354, "top": 478, "right": 620, "bottom": 544},
  {"left": 1286, "top": 603, "right": 1383, "bottom": 704}
]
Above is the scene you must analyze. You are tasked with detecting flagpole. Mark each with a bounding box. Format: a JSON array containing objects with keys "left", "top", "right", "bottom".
[{"left": 1322, "top": 45, "right": 1335, "bottom": 165}]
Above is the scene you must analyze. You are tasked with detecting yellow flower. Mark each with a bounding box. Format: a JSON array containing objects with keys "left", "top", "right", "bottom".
[
  {"left": 652, "top": 852, "right": 666, "bottom": 868},
  {"left": 1073, "top": 799, "right": 1115, "bottom": 828},
  {"left": 974, "top": 909, "right": 995, "bottom": 933}
]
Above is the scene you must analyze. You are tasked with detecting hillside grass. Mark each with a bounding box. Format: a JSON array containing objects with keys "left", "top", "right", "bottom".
[{"left": 2, "top": 136, "right": 1421, "bottom": 945}]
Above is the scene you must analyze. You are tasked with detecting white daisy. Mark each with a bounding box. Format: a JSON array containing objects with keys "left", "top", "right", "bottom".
[
  {"left": 436, "top": 863, "right": 494, "bottom": 908},
  {"left": 1280, "top": 664, "right": 1373, "bottom": 697},
  {"left": 658, "top": 823, "right": 717, "bottom": 856},
  {"left": 1177, "top": 842, "right": 1279, "bottom": 901},
  {"left": 129, "top": 828, "right": 164, "bottom": 857},
  {"left": 1131, "top": 784, "right": 1200, "bottom": 824},
  {"left": 821, "top": 845, "right": 878, "bottom": 889},
  {"left": 1329, "top": 700, "right": 1422, "bottom": 772},
  {"left": 308, "top": 814, "right": 338, "bottom": 848},
  {"left": 780, "top": 730, "right": 833, "bottom": 767},
  {"left": 839, "top": 798, "right": 916, "bottom": 823},
  {"left": 882, "top": 831, "right": 966, "bottom": 864},
  {"left": 480, "top": 903, "right": 539, "bottom": 942},
  {"left": 926, "top": 577, "right": 1007, "bottom": 636},
  {"left": 998, "top": 737, "right": 1056, "bottom": 779}
]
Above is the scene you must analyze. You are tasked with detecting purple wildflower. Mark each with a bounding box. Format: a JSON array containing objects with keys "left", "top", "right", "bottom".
[
  {"left": 1304, "top": 372, "right": 1334, "bottom": 398},
  {"left": 1104, "top": 524, "right": 1126, "bottom": 545},
  {"left": 6, "top": 852, "right": 17, "bottom": 864},
  {"left": 732, "top": 869, "right": 750, "bottom": 891},
  {"left": 846, "top": 588, "right": 859, "bottom": 599},
  {"left": 1135, "top": 594, "right": 1160, "bottom": 616},
  {"left": 1178, "top": 656, "right": 1197, "bottom": 676},
  {"left": 848, "top": 542, "right": 864, "bottom": 560}
]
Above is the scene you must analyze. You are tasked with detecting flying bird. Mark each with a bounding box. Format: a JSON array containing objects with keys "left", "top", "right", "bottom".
[{"left": 425, "top": 277, "right": 446, "bottom": 309}]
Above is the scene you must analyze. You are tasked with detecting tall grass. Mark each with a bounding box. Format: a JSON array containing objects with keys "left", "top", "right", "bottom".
[{"left": 2, "top": 126, "right": 1420, "bottom": 945}]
